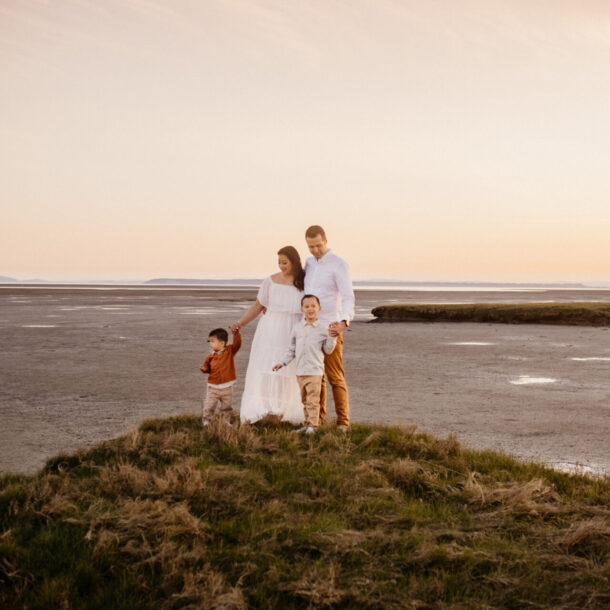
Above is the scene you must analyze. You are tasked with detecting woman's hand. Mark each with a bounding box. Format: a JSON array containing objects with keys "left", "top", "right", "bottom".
[{"left": 230, "top": 322, "right": 242, "bottom": 333}]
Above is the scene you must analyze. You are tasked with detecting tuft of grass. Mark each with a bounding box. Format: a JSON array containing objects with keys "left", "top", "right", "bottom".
[
  {"left": 371, "top": 302, "right": 610, "bottom": 326},
  {"left": 1, "top": 415, "right": 609, "bottom": 608}
]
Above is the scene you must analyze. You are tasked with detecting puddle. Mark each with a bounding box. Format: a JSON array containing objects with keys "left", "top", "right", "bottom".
[
  {"left": 448, "top": 342, "right": 495, "bottom": 346},
  {"left": 570, "top": 357, "right": 610, "bottom": 362},
  {"left": 550, "top": 462, "right": 606, "bottom": 477},
  {"left": 179, "top": 308, "right": 227, "bottom": 315},
  {"left": 21, "top": 325, "right": 57, "bottom": 328},
  {"left": 510, "top": 376, "right": 557, "bottom": 385}
]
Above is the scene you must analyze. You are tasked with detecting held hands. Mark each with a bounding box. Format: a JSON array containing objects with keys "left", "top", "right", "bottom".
[
  {"left": 272, "top": 363, "right": 283, "bottom": 372},
  {"left": 230, "top": 322, "right": 241, "bottom": 333},
  {"left": 328, "top": 321, "right": 347, "bottom": 337}
]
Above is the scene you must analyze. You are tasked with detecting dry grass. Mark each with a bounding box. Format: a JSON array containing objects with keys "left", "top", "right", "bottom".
[
  {"left": 371, "top": 302, "right": 610, "bottom": 326},
  {"left": 1, "top": 415, "right": 609, "bottom": 609}
]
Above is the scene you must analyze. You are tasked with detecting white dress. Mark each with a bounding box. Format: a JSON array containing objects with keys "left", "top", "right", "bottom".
[{"left": 240, "top": 276, "right": 304, "bottom": 424}]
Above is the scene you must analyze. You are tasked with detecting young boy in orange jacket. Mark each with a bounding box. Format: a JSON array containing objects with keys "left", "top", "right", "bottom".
[{"left": 200, "top": 327, "right": 241, "bottom": 426}]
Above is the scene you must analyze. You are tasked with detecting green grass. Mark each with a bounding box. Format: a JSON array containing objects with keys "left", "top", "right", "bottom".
[
  {"left": 1, "top": 416, "right": 609, "bottom": 608},
  {"left": 371, "top": 302, "right": 610, "bottom": 325}
]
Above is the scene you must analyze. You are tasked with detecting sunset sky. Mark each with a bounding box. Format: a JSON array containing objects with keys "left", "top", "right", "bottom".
[{"left": 2, "top": 1, "right": 610, "bottom": 283}]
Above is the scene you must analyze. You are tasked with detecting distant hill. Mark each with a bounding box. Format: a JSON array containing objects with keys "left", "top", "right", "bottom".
[
  {"left": 353, "top": 280, "right": 588, "bottom": 288},
  {"left": 146, "top": 278, "right": 262, "bottom": 286},
  {"left": 0, "top": 275, "right": 17, "bottom": 282}
]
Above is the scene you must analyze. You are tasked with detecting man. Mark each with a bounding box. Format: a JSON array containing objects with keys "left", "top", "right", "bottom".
[{"left": 304, "top": 225, "right": 355, "bottom": 429}]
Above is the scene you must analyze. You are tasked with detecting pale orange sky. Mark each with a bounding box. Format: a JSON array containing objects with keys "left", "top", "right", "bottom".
[{"left": 1, "top": 1, "right": 610, "bottom": 282}]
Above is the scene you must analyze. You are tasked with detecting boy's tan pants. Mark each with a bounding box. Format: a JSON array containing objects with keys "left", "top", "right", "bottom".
[
  {"left": 202, "top": 385, "right": 233, "bottom": 423},
  {"left": 297, "top": 375, "right": 322, "bottom": 428}
]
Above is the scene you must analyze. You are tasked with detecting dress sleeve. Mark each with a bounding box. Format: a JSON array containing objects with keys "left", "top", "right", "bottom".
[{"left": 257, "top": 276, "right": 271, "bottom": 308}]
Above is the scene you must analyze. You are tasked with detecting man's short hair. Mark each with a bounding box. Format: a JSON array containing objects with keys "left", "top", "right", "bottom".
[
  {"left": 209, "top": 328, "right": 228, "bottom": 343},
  {"left": 301, "top": 294, "right": 321, "bottom": 306},
  {"left": 305, "top": 225, "right": 326, "bottom": 240}
]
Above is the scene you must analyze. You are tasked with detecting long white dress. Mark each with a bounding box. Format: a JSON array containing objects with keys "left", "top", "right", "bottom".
[{"left": 239, "top": 276, "right": 304, "bottom": 424}]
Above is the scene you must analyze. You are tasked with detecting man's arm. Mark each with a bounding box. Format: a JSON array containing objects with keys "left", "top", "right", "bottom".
[{"left": 333, "top": 258, "right": 355, "bottom": 332}]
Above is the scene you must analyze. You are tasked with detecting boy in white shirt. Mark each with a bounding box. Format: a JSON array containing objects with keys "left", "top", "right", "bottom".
[{"left": 272, "top": 295, "right": 337, "bottom": 434}]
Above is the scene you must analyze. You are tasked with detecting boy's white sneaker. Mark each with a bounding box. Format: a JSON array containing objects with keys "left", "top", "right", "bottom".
[{"left": 295, "top": 426, "right": 315, "bottom": 435}]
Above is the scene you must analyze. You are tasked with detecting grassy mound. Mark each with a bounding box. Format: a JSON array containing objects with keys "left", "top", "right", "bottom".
[
  {"left": 1, "top": 416, "right": 609, "bottom": 609},
  {"left": 371, "top": 302, "right": 610, "bottom": 326}
]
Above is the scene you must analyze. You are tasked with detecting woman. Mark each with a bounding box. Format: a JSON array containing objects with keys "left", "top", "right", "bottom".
[{"left": 232, "top": 246, "right": 305, "bottom": 424}]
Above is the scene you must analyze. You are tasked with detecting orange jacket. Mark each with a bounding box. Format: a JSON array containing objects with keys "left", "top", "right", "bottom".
[{"left": 200, "top": 331, "right": 241, "bottom": 385}]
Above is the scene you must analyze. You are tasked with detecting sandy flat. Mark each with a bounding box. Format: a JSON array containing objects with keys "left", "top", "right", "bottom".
[{"left": 1, "top": 286, "right": 609, "bottom": 476}]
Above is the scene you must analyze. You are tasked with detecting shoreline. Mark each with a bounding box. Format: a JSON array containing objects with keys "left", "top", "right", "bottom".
[{"left": 1, "top": 286, "right": 609, "bottom": 477}]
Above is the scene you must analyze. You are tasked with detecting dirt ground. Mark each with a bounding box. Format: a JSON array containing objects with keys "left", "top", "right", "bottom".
[{"left": 1, "top": 286, "right": 609, "bottom": 476}]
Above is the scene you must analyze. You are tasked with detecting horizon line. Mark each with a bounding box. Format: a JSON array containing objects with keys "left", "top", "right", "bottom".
[{"left": 2, "top": 276, "right": 610, "bottom": 288}]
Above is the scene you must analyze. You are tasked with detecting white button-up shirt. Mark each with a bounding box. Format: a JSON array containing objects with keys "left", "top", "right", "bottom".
[
  {"left": 280, "top": 319, "right": 337, "bottom": 376},
  {"left": 304, "top": 250, "right": 355, "bottom": 325}
]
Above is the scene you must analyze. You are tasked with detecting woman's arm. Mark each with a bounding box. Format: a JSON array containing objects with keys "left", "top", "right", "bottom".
[{"left": 231, "top": 299, "right": 264, "bottom": 332}]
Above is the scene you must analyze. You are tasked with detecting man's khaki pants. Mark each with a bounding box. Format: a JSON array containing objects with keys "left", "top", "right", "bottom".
[
  {"left": 297, "top": 375, "right": 322, "bottom": 428},
  {"left": 202, "top": 385, "right": 233, "bottom": 423},
  {"left": 319, "top": 334, "right": 349, "bottom": 426}
]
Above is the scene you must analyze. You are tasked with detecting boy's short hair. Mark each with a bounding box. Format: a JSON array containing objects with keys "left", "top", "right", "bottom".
[
  {"left": 305, "top": 225, "right": 326, "bottom": 240},
  {"left": 209, "top": 328, "right": 228, "bottom": 343},
  {"left": 301, "top": 294, "right": 321, "bottom": 306}
]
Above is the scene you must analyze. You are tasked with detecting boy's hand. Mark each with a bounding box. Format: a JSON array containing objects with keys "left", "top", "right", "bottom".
[
  {"left": 272, "top": 363, "right": 283, "bottom": 372},
  {"left": 328, "top": 324, "right": 339, "bottom": 337},
  {"left": 330, "top": 321, "right": 348, "bottom": 335},
  {"left": 230, "top": 322, "right": 241, "bottom": 333}
]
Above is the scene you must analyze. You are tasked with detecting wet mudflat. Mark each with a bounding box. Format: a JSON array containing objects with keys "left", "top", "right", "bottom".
[{"left": 1, "top": 286, "right": 609, "bottom": 475}]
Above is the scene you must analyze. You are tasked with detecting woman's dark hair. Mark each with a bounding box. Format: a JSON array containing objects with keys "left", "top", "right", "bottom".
[{"left": 277, "top": 245, "right": 305, "bottom": 291}]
